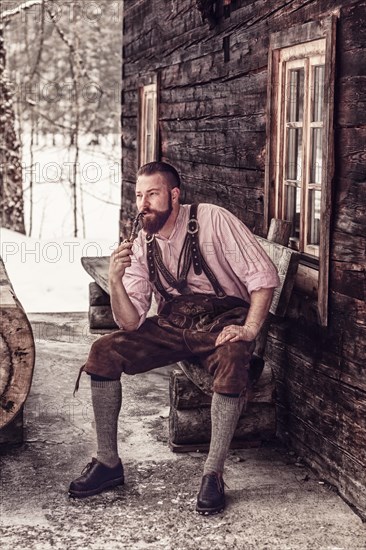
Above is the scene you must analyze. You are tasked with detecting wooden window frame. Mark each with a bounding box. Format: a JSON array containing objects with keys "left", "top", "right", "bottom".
[
  {"left": 138, "top": 82, "right": 158, "bottom": 166},
  {"left": 264, "top": 16, "right": 337, "bottom": 326},
  {"left": 277, "top": 42, "right": 325, "bottom": 258}
]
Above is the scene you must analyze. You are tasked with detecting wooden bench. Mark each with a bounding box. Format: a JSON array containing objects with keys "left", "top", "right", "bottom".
[
  {"left": 0, "top": 256, "right": 35, "bottom": 445},
  {"left": 81, "top": 220, "right": 300, "bottom": 451}
]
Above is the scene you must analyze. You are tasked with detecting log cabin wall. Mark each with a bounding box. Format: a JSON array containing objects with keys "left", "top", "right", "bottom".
[{"left": 121, "top": 0, "right": 366, "bottom": 517}]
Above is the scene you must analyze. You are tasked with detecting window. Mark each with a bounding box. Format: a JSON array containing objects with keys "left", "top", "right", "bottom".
[
  {"left": 277, "top": 40, "right": 325, "bottom": 257},
  {"left": 265, "top": 17, "right": 336, "bottom": 325},
  {"left": 138, "top": 83, "right": 158, "bottom": 165}
]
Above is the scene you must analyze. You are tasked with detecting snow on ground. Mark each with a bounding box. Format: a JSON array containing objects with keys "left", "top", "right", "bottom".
[
  {"left": 1, "top": 134, "right": 122, "bottom": 313},
  {"left": 1, "top": 228, "right": 116, "bottom": 313}
]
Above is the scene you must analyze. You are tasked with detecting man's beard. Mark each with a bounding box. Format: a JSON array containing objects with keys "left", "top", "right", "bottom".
[{"left": 141, "top": 196, "right": 173, "bottom": 234}]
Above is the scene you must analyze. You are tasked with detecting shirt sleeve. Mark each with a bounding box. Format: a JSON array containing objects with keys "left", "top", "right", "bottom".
[
  {"left": 210, "top": 206, "right": 280, "bottom": 294},
  {"left": 114, "top": 234, "right": 152, "bottom": 329}
]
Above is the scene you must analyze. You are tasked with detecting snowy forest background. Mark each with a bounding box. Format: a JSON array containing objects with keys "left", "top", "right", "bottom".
[
  {"left": 1, "top": 0, "right": 123, "bottom": 311},
  {"left": 1, "top": 0, "right": 122, "bottom": 240}
]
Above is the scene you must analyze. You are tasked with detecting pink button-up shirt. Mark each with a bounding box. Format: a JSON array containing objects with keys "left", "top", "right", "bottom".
[{"left": 121, "top": 204, "right": 280, "bottom": 328}]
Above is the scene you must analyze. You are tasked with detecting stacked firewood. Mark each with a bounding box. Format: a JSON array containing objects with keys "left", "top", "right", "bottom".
[{"left": 169, "top": 359, "right": 277, "bottom": 452}]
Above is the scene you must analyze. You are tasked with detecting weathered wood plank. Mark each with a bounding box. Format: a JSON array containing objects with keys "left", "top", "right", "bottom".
[
  {"left": 160, "top": 113, "right": 266, "bottom": 134},
  {"left": 267, "top": 334, "right": 366, "bottom": 394},
  {"left": 338, "top": 1, "right": 366, "bottom": 52},
  {"left": 330, "top": 261, "right": 366, "bottom": 302},
  {"left": 331, "top": 230, "right": 366, "bottom": 264},
  {"left": 161, "top": 128, "right": 266, "bottom": 170},
  {"left": 286, "top": 420, "right": 366, "bottom": 522},
  {"left": 81, "top": 256, "right": 110, "bottom": 294},
  {"left": 279, "top": 376, "right": 365, "bottom": 479},
  {"left": 269, "top": 291, "right": 366, "bottom": 368},
  {"left": 334, "top": 179, "right": 366, "bottom": 237},
  {"left": 337, "top": 77, "right": 366, "bottom": 127},
  {"left": 256, "top": 237, "right": 300, "bottom": 316},
  {"left": 159, "top": 75, "right": 267, "bottom": 121},
  {"left": 336, "top": 128, "right": 366, "bottom": 183}
]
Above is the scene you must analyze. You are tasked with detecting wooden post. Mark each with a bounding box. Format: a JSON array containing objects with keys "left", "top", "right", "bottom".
[
  {"left": 255, "top": 218, "right": 294, "bottom": 360},
  {"left": 267, "top": 218, "right": 292, "bottom": 247}
]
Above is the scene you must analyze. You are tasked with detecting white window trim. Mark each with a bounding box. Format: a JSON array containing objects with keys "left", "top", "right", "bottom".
[{"left": 138, "top": 82, "right": 158, "bottom": 166}]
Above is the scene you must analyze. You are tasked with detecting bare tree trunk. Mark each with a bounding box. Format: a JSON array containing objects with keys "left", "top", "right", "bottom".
[{"left": 0, "top": 25, "right": 26, "bottom": 234}]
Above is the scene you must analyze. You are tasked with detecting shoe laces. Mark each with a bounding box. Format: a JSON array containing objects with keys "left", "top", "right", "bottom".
[
  {"left": 205, "top": 472, "right": 226, "bottom": 493},
  {"left": 80, "top": 458, "right": 97, "bottom": 476}
]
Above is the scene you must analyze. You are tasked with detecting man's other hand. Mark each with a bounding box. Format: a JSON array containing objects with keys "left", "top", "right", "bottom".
[{"left": 215, "top": 324, "right": 257, "bottom": 346}]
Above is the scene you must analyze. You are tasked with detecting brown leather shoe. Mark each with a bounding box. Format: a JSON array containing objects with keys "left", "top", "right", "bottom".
[
  {"left": 196, "top": 472, "right": 225, "bottom": 515},
  {"left": 69, "top": 458, "right": 124, "bottom": 498}
]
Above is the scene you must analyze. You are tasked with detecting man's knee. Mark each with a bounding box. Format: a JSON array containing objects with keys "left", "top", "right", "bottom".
[
  {"left": 88, "top": 334, "right": 113, "bottom": 362},
  {"left": 85, "top": 334, "right": 124, "bottom": 379}
]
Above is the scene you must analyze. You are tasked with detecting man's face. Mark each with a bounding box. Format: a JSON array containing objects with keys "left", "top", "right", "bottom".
[{"left": 135, "top": 173, "right": 173, "bottom": 234}]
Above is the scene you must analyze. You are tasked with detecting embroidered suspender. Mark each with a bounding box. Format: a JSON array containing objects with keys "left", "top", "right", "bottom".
[{"left": 146, "top": 204, "right": 226, "bottom": 301}]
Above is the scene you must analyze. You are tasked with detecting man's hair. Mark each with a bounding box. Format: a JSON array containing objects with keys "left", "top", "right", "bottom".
[{"left": 136, "top": 161, "right": 181, "bottom": 190}]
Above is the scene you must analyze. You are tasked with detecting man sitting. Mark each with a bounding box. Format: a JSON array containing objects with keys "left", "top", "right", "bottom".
[{"left": 69, "top": 161, "right": 279, "bottom": 515}]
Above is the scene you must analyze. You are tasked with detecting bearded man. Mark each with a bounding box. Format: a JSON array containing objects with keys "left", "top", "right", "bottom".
[{"left": 69, "top": 161, "right": 279, "bottom": 515}]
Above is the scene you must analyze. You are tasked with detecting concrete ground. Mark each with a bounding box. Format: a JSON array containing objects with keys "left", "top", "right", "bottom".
[{"left": 1, "top": 312, "right": 365, "bottom": 550}]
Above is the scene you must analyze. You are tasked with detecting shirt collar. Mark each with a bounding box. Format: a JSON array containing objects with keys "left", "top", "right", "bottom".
[{"left": 155, "top": 205, "right": 185, "bottom": 241}]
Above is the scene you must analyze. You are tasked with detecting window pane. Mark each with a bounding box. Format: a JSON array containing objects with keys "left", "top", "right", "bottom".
[
  {"left": 285, "top": 183, "right": 301, "bottom": 240},
  {"left": 145, "top": 95, "right": 154, "bottom": 161},
  {"left": 287, "top": 68, "right": 304, "bottom": 122},
  {"left": 286, "top": 128, "right": 302, "bottom": 181},
  {"left": 310, "top": 128, "right": 322, "bottom": 184},
  {"left": 146, "top": 96, "right": 153, "bottom": 136},
  {"left": 307, "top": 189, "right": 321, "bottom": 245},
  {"left": 146, "top": 134, "right": 152, "bottom": 161},
  {"left": 312, "top": 65, "right": 325, "bottom": 122}
]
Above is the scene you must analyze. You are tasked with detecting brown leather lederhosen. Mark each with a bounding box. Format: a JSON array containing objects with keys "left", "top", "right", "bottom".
[{"left": 78, "top": 204, "right": 255, "bottom": 395}]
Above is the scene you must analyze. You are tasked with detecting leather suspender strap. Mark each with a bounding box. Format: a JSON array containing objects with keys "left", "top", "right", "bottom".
[
  {"left": 146, "top": 236, "right": 173, "bottom": 302},
  {"left": 187, "top": 203, "right": 202, "bottom": 276},
  {"left": 188, "top": 204, "right": 227, "bottom": 299},
  {"left": 145, "top": 204, "right": 227, "bottom": 300}
]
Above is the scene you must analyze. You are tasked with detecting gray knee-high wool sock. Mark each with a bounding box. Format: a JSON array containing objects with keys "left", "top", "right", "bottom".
[
  {"left": 91, "top": 379, "right": 122, "bottom": 468},
  {"left": 204, "top": 392, "right": 246, "bottom": 475}
]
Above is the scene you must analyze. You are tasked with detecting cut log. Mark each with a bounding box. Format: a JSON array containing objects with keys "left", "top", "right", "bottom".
[
  {"left": 170, "top": 364, "right": 275, "bottom": 410},
  {"left": 169, "top": 363, "right": 276, "bottom": 451},
  {"left": 89, "top": 305, "right": 118, "bottom": 331},
  {"left": 169, "top": 402, "right": 276, "bottom": 447},
  {"left": 170, "top": 369, "right": 212, "bottom": 410},
  {"left": 89, "top": 282, "right": 111, "bottom": 307},
  {"left": 0, "top": 257, "right": 35, "bottom": 438},
  {"left": 169, "top": 365, "right": 276, "bottom": 450}
]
